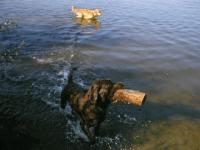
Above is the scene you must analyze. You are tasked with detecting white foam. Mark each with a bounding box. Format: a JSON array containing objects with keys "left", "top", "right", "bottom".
[
  {"left": 117, "top": 114, "right": 137, "bottom": 125},
  {"left": 66, "top": 119, "right": 89, "bottom": 142},
  {"left": 64, "top": 103, "right": 89, "bottom": 143},
  {"left": 45, "top": 100, "right": 59, "bottom": 108},
  {"left": 63, "top": 69, "right": 69, "bottom": 81},
  {"left": 53, "top": 85, "right": 63, "bottom": 93},
  {"left": 95, "top": 134, "right": 123, "bottom": 148},
  {"left": 30, "top": 54, "right": 94, "bottom": 143},
  {"left": 64, "top": 103, "right": 72, "bottom": 115},
  {"left": 36, "top": 58, "right": 53, "bottom": 64}
]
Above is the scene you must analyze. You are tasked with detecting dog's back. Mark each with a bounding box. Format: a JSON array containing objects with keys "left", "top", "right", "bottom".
[{"left": 71, "top": 6, "right": 101, "bottom": 19}]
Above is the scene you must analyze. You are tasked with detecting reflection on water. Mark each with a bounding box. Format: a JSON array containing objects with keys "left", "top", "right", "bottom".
[
  {"left": 0, "top": 0, "right": 200, "bottom": 149},
  {"left": 73, "top": 17, "right": 101, "bottom": 29}
]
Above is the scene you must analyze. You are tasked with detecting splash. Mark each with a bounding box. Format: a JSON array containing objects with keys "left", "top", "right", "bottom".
[{"left": 0, "top": 19, "right": 17, "bottom": 32}]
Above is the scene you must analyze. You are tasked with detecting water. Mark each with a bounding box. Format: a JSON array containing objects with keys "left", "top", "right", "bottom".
[{"left": 0, "top": 0, "right": 200, "bottom": 149}]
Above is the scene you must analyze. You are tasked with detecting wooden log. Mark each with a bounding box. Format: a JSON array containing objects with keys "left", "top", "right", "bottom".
[{"left": 112, "top": 89, "right": 146, "bottom": 106}]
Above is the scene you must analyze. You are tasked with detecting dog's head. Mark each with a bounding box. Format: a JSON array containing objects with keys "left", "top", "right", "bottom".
[
  {"left": 94, "top": 9, "right": 102, "bottom": 16},
  {"left": 81, "top": 80, "right": 124, "bottom": 142},
  {"left": 84, "top": 80, "right": 124, "bottom": 124},
  {"left": 86, "top": 79, "right": 123, "bottom": 104}
]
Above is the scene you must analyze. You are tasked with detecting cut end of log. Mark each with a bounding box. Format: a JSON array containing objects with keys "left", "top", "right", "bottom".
[{"left": 112, "top": 89, "right": 146, "bottom": 107}]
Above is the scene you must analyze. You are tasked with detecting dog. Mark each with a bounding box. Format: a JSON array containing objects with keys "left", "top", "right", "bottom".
[
  {"left": 71, "top": 6, "right": 102, "bottom": 19},
  {"left": 61, "top": 69, "right": 123, "bottom": 143}
]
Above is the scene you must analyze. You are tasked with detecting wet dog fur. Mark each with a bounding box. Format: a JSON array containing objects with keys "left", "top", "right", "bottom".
[
  {"left": 71, "top": 6, "right": 102, "bottom": 19},
  {"left": 60, "top": 70, "right": 123, "bottom": 143}
]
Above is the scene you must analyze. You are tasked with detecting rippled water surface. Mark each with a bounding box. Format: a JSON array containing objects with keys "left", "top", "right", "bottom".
[{"left": 1, "top": 0, "right": 200, "bottom": 149}]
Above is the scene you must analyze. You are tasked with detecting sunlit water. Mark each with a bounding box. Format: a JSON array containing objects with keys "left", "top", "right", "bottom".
[{"left": 0, "top": 0, "right": 200, "bottom": 149}]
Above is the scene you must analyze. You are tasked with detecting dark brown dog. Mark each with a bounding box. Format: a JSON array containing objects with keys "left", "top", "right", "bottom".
[{"left": 60, "top": 70, "right": 123, "bottom": 143}]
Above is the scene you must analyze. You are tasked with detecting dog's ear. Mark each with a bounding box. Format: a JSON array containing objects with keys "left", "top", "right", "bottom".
[
  {"left": 87, "top": 80, "right": 100, "bottom": 104},
  {"left": 86, "top": 80, "right": 114, "bottom": 103}
]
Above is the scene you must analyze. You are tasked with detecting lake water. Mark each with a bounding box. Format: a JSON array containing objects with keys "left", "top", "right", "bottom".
[{"left": 0, "top": 0, "right": 200, "bottom": 149}]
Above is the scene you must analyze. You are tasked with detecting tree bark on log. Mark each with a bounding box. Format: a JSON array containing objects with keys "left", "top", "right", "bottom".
[{"left": 112, "top": 89, "right": 146, "bottom": 106}]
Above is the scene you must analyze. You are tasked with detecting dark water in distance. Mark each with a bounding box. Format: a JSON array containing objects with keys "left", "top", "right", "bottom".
[{"left": 0, "top": 0, "right": 200, "bottom": 149}]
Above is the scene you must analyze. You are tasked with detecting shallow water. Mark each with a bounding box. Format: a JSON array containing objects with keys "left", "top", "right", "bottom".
[{"left": 0, "top": 0, "right": 200, "bottom": 149}]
